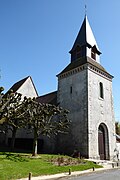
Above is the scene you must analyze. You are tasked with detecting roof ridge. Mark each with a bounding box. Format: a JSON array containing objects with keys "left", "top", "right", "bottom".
[
  {"left": 10, "top": 76, "right": 30, "bottom": 92},
  {"left": 39, "top": 91, "right": 57, "bottom": 98},
  {"left": 70, "top": 16, "right": 101, "bottom": 54}
]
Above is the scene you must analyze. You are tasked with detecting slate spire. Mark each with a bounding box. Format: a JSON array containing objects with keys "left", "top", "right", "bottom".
[{"left": 70, "top": 16, "right": 101, "bottom": 63}]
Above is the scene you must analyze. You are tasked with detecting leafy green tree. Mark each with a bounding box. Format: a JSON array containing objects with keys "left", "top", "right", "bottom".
[
  {"left": 0, "top": 87, "right": 70, "bottom": 154},
  {"left": 115, "top": 121, "right": 120, "bottom": 135},
  {"left": 25, "top": 99, "right": 70, "bottom": 156},
  {"left": 0, "top": 88, "right": 28, "bottom": 150},
  {"left": 5, "top": 94, "right": 29, "bottom": 151},
  {"left": 0, "top": 86, "right": 7, "bottom": 124}
]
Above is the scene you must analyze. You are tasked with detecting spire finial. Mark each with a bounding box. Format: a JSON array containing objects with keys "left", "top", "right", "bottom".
[{"left": 85, "top": 4, "right": 87, "bottom": 16}]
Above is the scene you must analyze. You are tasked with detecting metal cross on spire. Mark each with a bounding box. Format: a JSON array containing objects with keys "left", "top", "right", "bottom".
[{"left": 85, "top": 4, "right": 87, "bottom": 16}]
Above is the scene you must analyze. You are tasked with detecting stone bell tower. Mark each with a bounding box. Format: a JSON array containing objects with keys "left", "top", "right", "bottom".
[{"left": 57, "top": 16, "right": 116, "bottom": 160}]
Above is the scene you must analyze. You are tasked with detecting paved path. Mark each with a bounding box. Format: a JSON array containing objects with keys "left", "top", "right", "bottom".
[{"left": 64, "top": 169, "right": 120, "bottom": 180}]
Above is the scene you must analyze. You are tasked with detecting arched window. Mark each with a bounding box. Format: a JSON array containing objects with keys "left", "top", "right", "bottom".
[{"left": 99, "top": 82, "right": 104, "bottom": 99}]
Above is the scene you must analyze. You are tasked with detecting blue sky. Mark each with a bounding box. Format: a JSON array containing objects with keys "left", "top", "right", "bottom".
[{"left": 0, "top": 0, "right": 120, "bottom": 121}]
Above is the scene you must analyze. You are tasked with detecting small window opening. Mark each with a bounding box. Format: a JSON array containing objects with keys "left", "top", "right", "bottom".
[
  {"left": 91, "top": 46, "right": 96, "bottom": 60},
  {"left": 76, "top": 46, "right": 81, "bottom": 59},
  {"left": 70, "top": 86, "right": 72, "bottom": 94},
  {"left": 99, "top": 82, "right": 104, "bottom": 99},
  {"left": 71, "top": 46, "right": 84, "bottom": 62}
]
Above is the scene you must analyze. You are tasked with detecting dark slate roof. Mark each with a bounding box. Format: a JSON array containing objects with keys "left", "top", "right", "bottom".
[
  {"left": 57, "top": 56, "right": 113, "bottom": 78},
  {"left": 10, "top": 76, "right": 29, "bottom": 93},
  {"left": 70, "top": 16, "right": 101, "bottom": 54},
  {"left": 8, "top": 76, "right": 38, "bottom": 96},
  {"left": 36, "top": 91, "right": 57, "bottom": 105}
]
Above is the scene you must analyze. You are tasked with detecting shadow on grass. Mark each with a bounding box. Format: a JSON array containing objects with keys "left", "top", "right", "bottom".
[{"left": 0, "top": 152, "right": 29, "bottom": 162}]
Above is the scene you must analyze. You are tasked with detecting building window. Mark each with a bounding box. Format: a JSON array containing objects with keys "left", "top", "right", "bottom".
[
  {"left": 91, "top": 46, "right": 96, "bottom": 60},
  {"left": 76, "top": 46, "right": 81, "bottom": 59},
  {"left": 91, "top": 49, "right": 96, "bottom": 60},
  {"left": 99, "top": 82, "right": 104, "bottom": 99},
  {"left": 71, "top": 46, "right": 84, "bottom": 62},
  {"left": 70, "top": 86, "right": 72, "bottom": 94}
]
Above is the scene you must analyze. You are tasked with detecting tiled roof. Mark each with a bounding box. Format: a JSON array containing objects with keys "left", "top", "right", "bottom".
[
  {"left": 36, "top": 91, "right": 57, "bottom": 105},
  {"left": 57, "top": 56, "right": 113, "bottom": 77}
]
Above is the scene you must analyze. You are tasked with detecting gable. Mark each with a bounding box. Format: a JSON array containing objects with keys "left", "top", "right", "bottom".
[{"left": 10, "top": 76, "right": 38, "bottom": 99}]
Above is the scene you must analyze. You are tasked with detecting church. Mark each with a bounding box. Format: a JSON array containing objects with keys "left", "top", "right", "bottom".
[{"left": 5, "top": 15, "right": 116, "bottom": 160}]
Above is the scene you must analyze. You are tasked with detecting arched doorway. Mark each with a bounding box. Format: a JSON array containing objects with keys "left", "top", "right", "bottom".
[{"left": 98, "top": 123, "right": 109, "bottom": 160}]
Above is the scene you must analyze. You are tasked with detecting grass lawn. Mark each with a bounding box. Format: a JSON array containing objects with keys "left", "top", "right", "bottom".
[{"left": 0, "top": 152, "right": 102, "bottom": 180}]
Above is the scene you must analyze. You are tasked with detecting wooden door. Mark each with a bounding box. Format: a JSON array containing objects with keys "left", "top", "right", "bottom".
[{"left": 98, "top": 126, "right": 105, "bottom": 160}]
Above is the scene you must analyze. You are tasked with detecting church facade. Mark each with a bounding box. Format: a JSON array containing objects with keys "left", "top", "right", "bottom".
[{"left": 4, "top": 16, "right": 116, "bottom": 160}]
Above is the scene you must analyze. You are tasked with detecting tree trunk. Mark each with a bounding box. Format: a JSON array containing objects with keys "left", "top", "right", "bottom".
[
  {"left": 11, "top": 127, "right": 17, "bottom": 151},
  {"left": 32, "top": 130, "right": 38, "bottom": 156}
]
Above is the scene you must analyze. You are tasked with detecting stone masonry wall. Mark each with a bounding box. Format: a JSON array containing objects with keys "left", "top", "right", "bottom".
[
  {"left": 57, "top": 66, "right": 88, "bottom": 156},
  {"left": 88, "top": 66, "right": 116, "bottom": 160}
]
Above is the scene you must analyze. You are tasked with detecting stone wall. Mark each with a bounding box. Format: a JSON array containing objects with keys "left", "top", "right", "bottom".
[
  {"left": 57, "top": 62, "right": 116, "bottom": 159},
  {"left": 57, "top": 66, "right": 88, "bottom": 156},
  {"left": 88, "top": 65, "right": 116, "bottom": 160}
]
